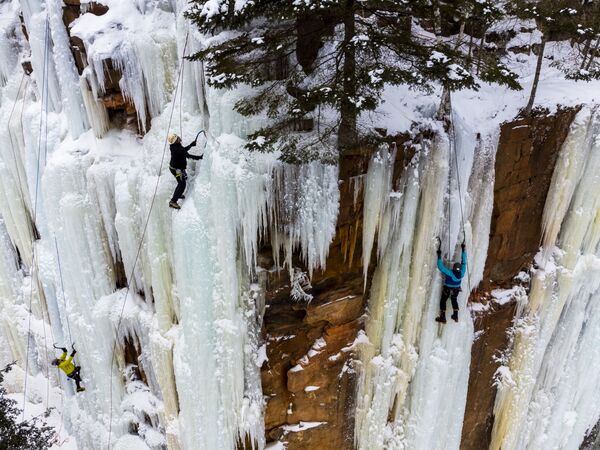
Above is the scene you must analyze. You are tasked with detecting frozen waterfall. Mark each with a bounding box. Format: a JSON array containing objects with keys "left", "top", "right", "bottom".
[
  {"left": 0, "top": 1, "right": 338, "bottom": 449},
  {"left": 490, "top": 105, "right": 600, "bottom": 450},
  {"left": 354, "top": 116, "right": 496, "bottom": 450}
]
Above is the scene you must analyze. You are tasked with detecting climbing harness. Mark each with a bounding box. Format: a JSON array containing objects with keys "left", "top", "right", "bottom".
[{"left": 107, "top": 28, "right": 192, "bottom": 450}]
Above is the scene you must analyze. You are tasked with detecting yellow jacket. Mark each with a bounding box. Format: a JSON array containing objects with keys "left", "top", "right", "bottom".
[{"left": 57, "top": 352, "right": 76, "bottom": 375}]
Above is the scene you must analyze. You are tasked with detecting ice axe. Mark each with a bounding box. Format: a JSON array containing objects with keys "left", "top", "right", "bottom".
[
  {"left": 193, "top": 130, "right": 208, "bottom": 153},
  {"left": 53, "top": 342, "right": 74, "bottom": 350},
  {"left": 194, "top": 129, "right": 206, "bottom": 143}
]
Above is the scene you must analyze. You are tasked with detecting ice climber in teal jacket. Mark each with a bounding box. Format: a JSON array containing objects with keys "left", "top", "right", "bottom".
[{"left": 435, "top": 241, "right": 467, "bottom": 324}]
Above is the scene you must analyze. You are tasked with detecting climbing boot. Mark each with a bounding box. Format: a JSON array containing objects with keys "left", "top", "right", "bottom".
[
  {"left": 76, "top": 387, "right": 86, "bottom": 393},
  {"left": 435, "top": 312, "right": 446, "bottom": 324},
  {"left": 451, "top": 309, "right": 459, "bottom": 322},
  {"left": 180, "top": 194, "right": 185, "bottom": 199},
  {"left": 169, "top": 201, "right": 181, "bottom": 210}
]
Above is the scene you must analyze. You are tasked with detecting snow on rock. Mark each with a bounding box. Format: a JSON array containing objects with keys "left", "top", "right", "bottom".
[
  {"left": 282, "top": 421, "right": 326, "bottom": 432},
  {"left": 71, "top": 0, "right": 178, "bottom": 132}
]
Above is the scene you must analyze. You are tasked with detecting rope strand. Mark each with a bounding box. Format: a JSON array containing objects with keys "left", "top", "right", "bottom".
[
  {"left": 106, "top": 29, "right": 190, "bottom": 449},
  {"left": 449, "top": 92, "right": 473, "bottom": 300},
  {"left": 54, "top": 235, "right": 73, "bottom": 345},
  {"left": 23, "top": 14, "right": 51, "bottom": 420}
]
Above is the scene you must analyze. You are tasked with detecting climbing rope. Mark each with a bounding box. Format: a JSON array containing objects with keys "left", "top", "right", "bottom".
[
  {"left": 448, "top": 91, "right": 473, "bottom": 300},
  {"left": 447, "top": 108, "right": 452, "bottom": 258},
  {"left": 106, "top": 28, "right": 190, "bottom": 449},
  {"left": 7, "top": 73, "right": 38, "bottom": 257},
  {"left": 7, "top": 73, "right": 28, "bottom": 206},
  {"left": 179, "top": 31, "right": 189, "bottom": 137},
  {"left": 22, "top": 15, "right": 51, "bottom": 419},
  {"left": 54, "top": 235, "right": 73, "bottom": 345}
]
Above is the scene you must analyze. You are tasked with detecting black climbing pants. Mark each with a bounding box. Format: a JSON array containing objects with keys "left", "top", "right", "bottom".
[
  {"left": 170, "top": 167, "right": 187, "bottom": 202},
  {"left": 67, "top": 366, "right": 82, "bottom": 389},
  {"left": 440, "top": 286, "right": 460, "bottom": 312}
]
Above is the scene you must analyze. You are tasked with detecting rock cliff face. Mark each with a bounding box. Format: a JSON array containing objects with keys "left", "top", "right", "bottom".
[
  {"left": 461, "top": 108, "right": 579, "bottom": 450},
  {"left": 484, "top": 109, "right": 579, "bottom": 283},
  {"left": 260, "top": 109, "right": 582, "bottom": 449},
  {"left": 259, "top": 142, "right": 415, "bottom": 449},
  {"left": 11, "top": 3, "right": 590, "bottom": 448},
  {"left": 259, "top": 148, "right": 372, "bottom": 449}
]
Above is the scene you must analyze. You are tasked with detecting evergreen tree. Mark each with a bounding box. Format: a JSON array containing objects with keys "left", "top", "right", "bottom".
[
  {"left": 0, "top": 363, "right": 55, "bottom": 450},
  {"left": 187, "top": 1, "right": 520, "bottom": 161},
  {"left": 563, "top": 1, "right": 600, "bottom": 81},
  {"left": 512, "top": 0, "right": 580, "bottom": 115}
]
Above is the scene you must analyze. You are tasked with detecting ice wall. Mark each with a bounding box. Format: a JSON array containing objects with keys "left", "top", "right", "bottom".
[
  {"left": 354, "top": 117, "right": 497, "bottom": 449},
  {"left": 490, "top": 105, "right": 600, "bottom": 450},
  {"left": 0, "top": 1, "right": 340, "bottom": 449}
]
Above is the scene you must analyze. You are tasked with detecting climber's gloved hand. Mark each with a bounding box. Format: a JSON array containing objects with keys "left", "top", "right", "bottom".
[
  {"left": 461, "top": 240, "right": 466, "bottom": 251},
  {"left": 61, "top": 347, "right": 68, "bottom": 354},
  {"left": 436, "top": 248, "right": 442, "bottom": 258},
  {"left": 192, "top": 140, "right": 197, "bottom": 147},
  {"left": 70, "top": 344, "right": 76, "bottom": 357}
]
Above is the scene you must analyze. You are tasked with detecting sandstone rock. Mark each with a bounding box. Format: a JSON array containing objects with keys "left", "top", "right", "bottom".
[
  {"left": 464, "top": 108, "right": 580, "bottom": 450},
  {"left": 261, "top": 141, "right": 411, "bottom": 449},
  {"left": 484, "top": 108, "right": 580, "bottom": 283},
  {"left": 304, "top": 291, "right": 363, "bottom": 326},
  {"left": 101, "top": 93, "right": 127, "bottom": 109},
  {"left": 461, "top": 297, "right": 516, "bottom": 450}
]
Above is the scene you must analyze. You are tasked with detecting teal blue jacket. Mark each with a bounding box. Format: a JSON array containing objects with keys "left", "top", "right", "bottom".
[{"left": 437, "top": 250, "right": 466, "bottom": 288}]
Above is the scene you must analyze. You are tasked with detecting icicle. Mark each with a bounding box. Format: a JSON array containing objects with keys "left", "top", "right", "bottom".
[
  {"left": 0, "top": 2, "right": 20, "bottom": 86},
  {"left": 47, "top": 0, "right": 89, "bottom": 137},
  {"left": 362, "top": 145, "right": 396, "bottom": 283},
  {"left": 355, "top": 115, "right": 492, "bottom": 449},
  {"left": 490, "top": 105, "right": 600, "bottom": 450},
  {"left": 80, "top": 75, "right": 110, "bottom": 138},
  {"left": 20, "top": 0, "right": 62, "bottom": 113},
  {"left": 71, "top": 4, "right": 177, "bottom": 132},
  {"left": 268, "top": 161, "right": 340, "bottom": 278}
]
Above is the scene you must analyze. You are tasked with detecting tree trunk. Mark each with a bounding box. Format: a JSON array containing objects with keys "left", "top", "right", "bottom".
[
  {"left": 585, "top": 38, "right": 600, "bottom": 71},
  {"left": 456, "top": 21, "right": 465, "bottom": 50},
  {"left": 467, "top": 28, "right": 474, "bottom": 61},
  {"left": 437, "top": 85, "right": 451, "bottom": 123},
  {"left": 475, "top": 27, "right": 487, "bottom": 76},
  {"left": 432, "top": 0, "right": 442, "bottom": 43},
  {"left": 524, "top": 34, "right": 547, "bottom": 116},
  {"left": 338, "top": 0, "right": 357, "bottom": 151},
  {"left": 580, "top": 37, "right": 592, "bottom": 70}
]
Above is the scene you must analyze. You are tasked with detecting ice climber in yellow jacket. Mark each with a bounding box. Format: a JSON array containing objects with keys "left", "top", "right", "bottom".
[{"left": 52, "top": 345, "right": 85, "bottom": 392}]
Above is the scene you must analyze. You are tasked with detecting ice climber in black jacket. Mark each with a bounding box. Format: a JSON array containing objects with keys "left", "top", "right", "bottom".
[{"left": 168, "top": 133, "right": 203, "bottom": 209}]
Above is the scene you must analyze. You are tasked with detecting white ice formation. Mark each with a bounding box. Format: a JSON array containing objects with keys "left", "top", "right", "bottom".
[
  {"left": 2, "top": 1, "right": 600, "bottom": 450},
  {"left": 0, "top": 1, "right": 338, "bottom": 449},
  {"left": 354, "top": 114, "right": 496, "bottom": 450},
  {"left": 490, "top": 106, "right": 600, "bottom": 450}
]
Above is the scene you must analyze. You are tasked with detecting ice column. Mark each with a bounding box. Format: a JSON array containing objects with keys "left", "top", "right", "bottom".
[
  {"left": 490, "top": 106, "right": 600, "bottom": 450},
  {"left": 0, "top": 1, "right": 20, "bottom": 86},
  {"left": 355, "top": 116, "right": 495, "bottom": 449},
  {"left": 47, "top": 0, "right": 89, "bottom": 137},
  {"left": 20, "top": 0, "right": 62, "bottom": 113}
]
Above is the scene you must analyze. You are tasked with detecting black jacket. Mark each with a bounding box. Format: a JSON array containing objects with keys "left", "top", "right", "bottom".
[{"left": 169, "top": 141, "right": 202, "bottom": 170}]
